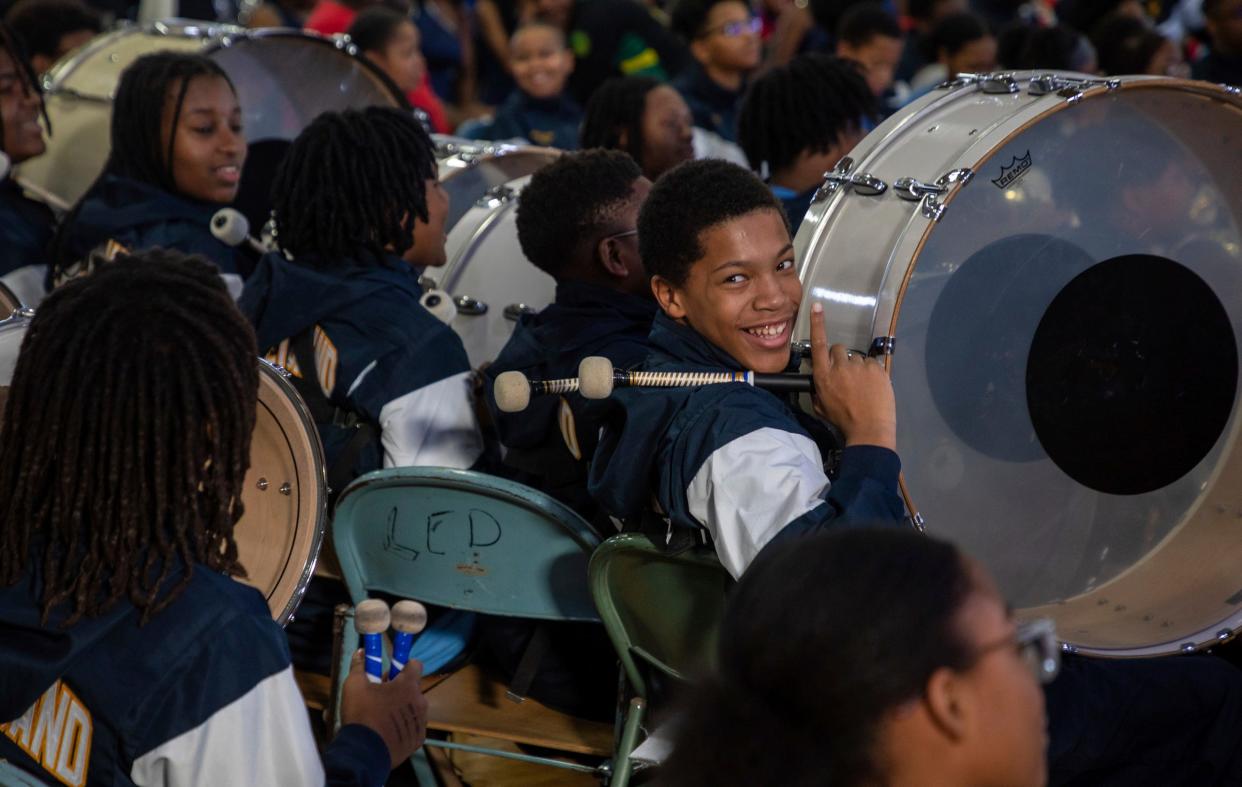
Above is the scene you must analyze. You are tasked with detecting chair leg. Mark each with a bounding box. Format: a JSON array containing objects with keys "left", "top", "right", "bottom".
[
  {"left": 410, "top": 747, "right": 438, "bottom": 786},
  {"left": 330, "top": 604, "right": 358, "bottom": 735},
  {"left": 610, "top": 696, "right": 646, "bottom": 787}
]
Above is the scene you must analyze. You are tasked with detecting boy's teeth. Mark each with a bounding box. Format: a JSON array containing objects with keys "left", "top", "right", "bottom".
[{"left": 746, "top": 322, "right": 786, "bottom": 338}]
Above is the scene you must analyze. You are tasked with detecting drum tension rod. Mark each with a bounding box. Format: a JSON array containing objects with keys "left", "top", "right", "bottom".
[
  {"left": 792, "top": 336, "right": 895, "bottom": 359},
  {"left": 937, "top": 72, "right": 1019, "bottom": 94},
  {"left": 893, "top": 169, "right": 974, "bottom": 222}
]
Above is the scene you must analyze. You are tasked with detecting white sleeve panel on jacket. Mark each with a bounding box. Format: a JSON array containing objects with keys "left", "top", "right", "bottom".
[
  {"left": 378, "top": 370, "right": 483, "bottom": 470},
  {"left": 686, "top": 427, "right": 830, "bottom": 578},
  {"left": 130, "top": 666, "right": 325, "bottom": 787}
]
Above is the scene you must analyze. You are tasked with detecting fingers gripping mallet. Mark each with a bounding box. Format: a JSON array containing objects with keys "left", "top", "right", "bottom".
[
  {"left": 355, "top": 599, "right": 391, "bottom": 684},
  {"left": 388, "top": 600, "right": 429, "bottom": 679}
]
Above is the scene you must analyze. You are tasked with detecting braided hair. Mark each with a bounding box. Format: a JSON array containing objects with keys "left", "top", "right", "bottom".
[
  {"left": 269, "top": 106, "right": 436, "bottom": 264},
  {"left": 0, "top": 20, "right": 49, "bottom": 156},
  {"left": 48, "top": 52, "right": 237, "bottom": 276},
  {"left": 580, "top": 76, "right": 661, "bottom": 163},
  {"left": 0, "top": 249, "right": 259, "bottom": 626},
  {"left": 737, "top": 54, "right": 875, "bottom": 178}
]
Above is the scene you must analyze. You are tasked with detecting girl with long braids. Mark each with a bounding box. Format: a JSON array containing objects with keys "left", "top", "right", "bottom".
[
  {"left": 48, "top": 51, "right": 250, "bottom": 297},
  {"left": 0, "top": 251, "right": 428, "bottom": 786},
  {"left": 239, "top": 105, "right": 482, "bottom": 677},
  {"left": 0, "top": 22, "right": 56, "bottom": 305}
]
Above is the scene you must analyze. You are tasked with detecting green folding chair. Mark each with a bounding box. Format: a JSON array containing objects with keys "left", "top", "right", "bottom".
[
  {"left": 329, "top": 466, "right": 615, "bottom": 782},
  {"left": 588, "top": 533, "right": 733, "bottom": 787},
  {"left": 0, "top": 761, "right": 53, "bottom": 787}
]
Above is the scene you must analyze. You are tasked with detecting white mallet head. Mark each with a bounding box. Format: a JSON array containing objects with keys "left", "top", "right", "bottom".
[
  {"left": 494, "top": 370, "right": 532, "bottom": 413},
  {"left": 391, "top": 600, "right": 429, "bottom": 635},
  {"left": 419, "top": 288, "right": 456, "bottom": 324},
  {"left": 355, "top": 598, "right": 391, "bottom": 634},
  {"left": 578, "top": 356, "right": 615, "bottom": 399},
  {"left": 209, "top": 207, "right": 250, "bottom": 247}
]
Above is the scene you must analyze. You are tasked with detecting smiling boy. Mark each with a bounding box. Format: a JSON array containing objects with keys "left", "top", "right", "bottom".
[
  {"left": 481, "top": 23, "right": 582, "bottom": 149},
  {"left": 589, "top": 158, "right": 905, "bottom": 577}
]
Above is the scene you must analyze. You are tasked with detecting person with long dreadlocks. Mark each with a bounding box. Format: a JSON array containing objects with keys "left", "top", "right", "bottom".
[
  {"left": 47, "top": 51, "right": 250, "bottom": 298},
  {"left": 240, "top": 105, "right": 482, "bottom": 678},
  {"left": 0, "top": 22, "right": 56, "bottom": 306},
  {"left": 737, "top": 53, "right": 876, "bottom": 229},
  {"left": 580, "top": 76, "right": 695, "bottom": 181},
  {"left": 0, "top": 251, "right": 428, "bottom": 787}
]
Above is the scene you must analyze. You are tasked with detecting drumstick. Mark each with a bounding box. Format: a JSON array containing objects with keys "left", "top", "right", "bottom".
[
  {"left": 491, "top": 357, "right": 814, "bottom": 412},
  {"left": 355, "top": 599, "right": 391, "bottom": 684},
  {"left": 388, "top": 600, "right": 429, "bottom": 679}
]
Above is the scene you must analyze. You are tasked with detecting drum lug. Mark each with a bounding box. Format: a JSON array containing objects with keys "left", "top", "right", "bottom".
[
  {"left": 868, "top": 336, "right": 896, "bottom": 357},
  {"left": 907, "top": 512, "right": 926, "bottom": 533},
  {"left": 1028, "top": 73, "right": 1121, "bottom": 103},
  {"left": 453, "top": 295, "right": 489, "bottom": 316},
  {"left": 792, "top": 339, "right": 811, "bottom": 358},
  {"left": 503, "top": 303, "right": 538, "bottom": 322},
  {"left": 1218, "top": 628, "right": 1234, "bottom": 643},
  {"left": 476, "top": 184, "right": 516, "bottom": 208},
  {"left": 811, "top": 157, "right": 888, "bottom": 204},
  {"left": 1060, "top": 642, "right": 1078, "bottom": 655},
  {"left": 937, "top": 72, "right": 1019, "bottom": 94},
  {"left": 893, "top": 168, "right": 973, "bottom": 222},
  {"left": 1181, "top": 642, "right": 1198, "bottom": 654},
  {"left": 1221, "top": 84, "right": 1241, "bottom": 96}
]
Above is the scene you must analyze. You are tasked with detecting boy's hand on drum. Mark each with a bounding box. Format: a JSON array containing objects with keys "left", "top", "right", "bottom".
[
  {"left": 808, "top": 302, "right": 897, "bottom": 450},
  {"left": 340, "top": 648, "right": 429, "bottom": 769}
]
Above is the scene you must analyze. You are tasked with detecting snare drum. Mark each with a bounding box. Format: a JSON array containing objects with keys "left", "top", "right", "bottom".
[
  {"left": 17, "top": 23, "right": 401, "bottom": 224},
  {"left": 426, "top": 137, "right": 561, "bottom": 367},
  {"left": 794, "top": 73, "right": 1242, "bottom": 657},
  {"left": 0, "top": 318, "right": 327, "bottom": 625}
]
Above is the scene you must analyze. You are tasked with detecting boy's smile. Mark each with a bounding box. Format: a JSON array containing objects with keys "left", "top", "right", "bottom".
[{"left": 653, "top": 207, "right": 801, "bottom": 374}]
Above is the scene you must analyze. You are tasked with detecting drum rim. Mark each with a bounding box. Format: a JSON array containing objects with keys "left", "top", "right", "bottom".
[
  {"left": 797, "top": 74, "right": 1242, "bottom": 656},
  {"left": 255, "top": 357, "right": 329, "bottom": 625},
  {"left": 43, "top": 23, "right": 403, "bottom": 109}
]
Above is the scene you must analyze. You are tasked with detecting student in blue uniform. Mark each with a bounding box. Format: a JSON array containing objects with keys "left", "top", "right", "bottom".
[
  {"left": 484, "top": 148, "right": 655, "bottom": 526},
  {"left": 581, "top": 76, "right": 695, "bottom": 181},
  {"left": 0, "top": 24, "right": 56, "bottom": 304},
  {"left": 471, "top": 23, "right": 582, "bottom": 148},
  {"left": 670, "top": 0, "right": 761, "bottom": 143},
  {"left": 48, "top": 52, "right": 251, "bottom": 297},
  {"left": 240, "top": 105, "right": 482, "bottom": 678},
  {"left": 0, "top": 251, "right": 427, "bottom": 787},
  {"left": 593, "top": 159, "right": 1242, "bottom": 787},
  {"left": 590, "top": 158, "right": 905, "bottom": 577},
  {"left": 737, "top": 54, "right": 874, "bottom": 229}
]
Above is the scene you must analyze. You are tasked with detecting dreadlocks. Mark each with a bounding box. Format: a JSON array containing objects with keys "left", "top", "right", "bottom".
[
  {"left": 269, "top": 105, "right": 437, "bottom": 264},
  {"left": 0, "top": 249, "right": 259, "bottom": 626},
  {"left": 48, "top": 52, "right": 236, "bottom": 276},
  {"left": 580, "top": 76, "right": 661, "bottom": 163},
  {"left": 737, "top": 54, "right": 875, "bottom": 178},
  {"left": 0, "top": 20, "right": 48, "bottom": 157}
]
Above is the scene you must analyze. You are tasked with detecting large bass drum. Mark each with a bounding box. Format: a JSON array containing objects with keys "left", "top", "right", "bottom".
[
  {"left": 0, "top": 313, "right": 327, "bottom": 625},
  {"left": 16, "top": 22, "right": 401, "bottom": 229},
  {"left": 795, "top": 73, "right": 1242, "bottom": 657},
  {"left": 426, "top": 137, "right": 560, "bottom": 368}
]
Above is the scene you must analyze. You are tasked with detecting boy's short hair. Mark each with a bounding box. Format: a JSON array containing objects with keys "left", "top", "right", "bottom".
[
  {"left": 669, "top": 0, "right": 733, "bottom": 42},
  {"left": 516, "top": 148, "right": 643, "bottom": 278},
  {"left": 346, "top": 6, "right": 409, "bottom": 54},
  {"left": 836, "top": 3, "right": 902, "bottom": 47},
  {"left": 737, "top": 54, "right": 874, "bottom": 178},
  {"left": 4, "top": 0, "right": 100, "bottom": 61},
  {"left": 510, "top": 20, "right": 567, "bottom": 49},
  {"left": 638, "top": 159, "right": 784, "bottom": 286},
  {"left": 925, "top": 11, "right": 990, "bottom": 60}
]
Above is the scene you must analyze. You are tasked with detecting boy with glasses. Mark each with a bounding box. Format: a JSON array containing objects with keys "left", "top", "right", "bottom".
[{"left": 671, "top": 0, "right": 762, "bottom": 143}]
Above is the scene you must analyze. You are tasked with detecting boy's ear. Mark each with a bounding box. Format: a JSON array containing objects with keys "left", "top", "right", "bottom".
[
  {"left": 651, "top": 275, "right": 687, "bottom": 319},
  {"left": 597, "top": 236, "right": 628, "bottom": 278},
  {"left": 560, "top": 49, "right": 575, "bottom": 74},
  {"left": 923, "top": 667, "right": 970, "bottom": 743},
  {"left": 690, "top": 37, "right": 712, "bottom": 66}
]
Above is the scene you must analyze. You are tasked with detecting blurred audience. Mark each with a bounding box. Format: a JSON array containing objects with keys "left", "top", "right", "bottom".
[
  {"left": 348, "top": 6, "right": 450, "bottom": 134},
  {"left": 581, "top": 75, "right": 694, "bottom": 179},
  {"left": 1093, "top": 13, "right": 1187, "bottom": 75},
  {"left": 4, "top": 0, "right": 101, "bottom": 75},
  {"left": 1195, "top": 0, "right": 1242, "bottom": 83},
  {"left": 670, "top": 0, "right": 761, "bottom": 143},
  {"left": 836, "top": 3, "right": 904, "bottom": 98},
  {"left": 906, "top": 11, "right": 995, "bottom": 99}
]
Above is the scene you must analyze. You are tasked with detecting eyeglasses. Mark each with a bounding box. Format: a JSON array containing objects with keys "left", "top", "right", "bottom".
[
  {"left": 699, "top": 16, "right": 762, "bottom": 38},
  {"left": 604, "top": 228, "right": 639, "bottom": 242},
  {"left": 975, "top": 617, "right": 1061, "bottom": 685}
]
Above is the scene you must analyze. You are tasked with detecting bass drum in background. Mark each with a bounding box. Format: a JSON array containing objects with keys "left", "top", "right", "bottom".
[
  {"left": 794, "top": 73, "right": 1242, "bottom": 657},
  {"left": 0, "top": 317, "right": 327, "bottom": 626},
  {"left": 16, "top": 22, "right": 402, "bottom": 230},
  {"left": 426, "top": 137, "right": 561, "bottom": 368}
]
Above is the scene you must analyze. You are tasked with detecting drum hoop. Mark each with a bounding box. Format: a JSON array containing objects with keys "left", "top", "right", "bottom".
[
  {"left": 256, "top": 357, "right": 329, "bottom": 625},
  {"left": 874, "top": 79, "right": 1242, "bottom": 523},
  {"left": 441, "top": 196, "right": 523, "bottom": 291},
  {"left": 43, "top": 24, "right": 403, "bottom": 108},
  {"left": 438, "top": 145, "right": 561, "bottom": 184}
]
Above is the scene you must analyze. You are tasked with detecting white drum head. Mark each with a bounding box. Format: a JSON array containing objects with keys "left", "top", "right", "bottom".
[{"left": 797, "top": 77, "right": 1242, "bottom": 656}]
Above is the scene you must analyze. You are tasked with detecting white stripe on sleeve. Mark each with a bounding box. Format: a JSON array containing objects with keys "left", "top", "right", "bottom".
[
  {"left": 129, "top": 667, "right": 325, "bottom": 787},
  {"left": 379, "top": 370, "right": 484, "bottom": 470},
  {"left": 686, "top": 427, "right": 830, "bottom": 578}
]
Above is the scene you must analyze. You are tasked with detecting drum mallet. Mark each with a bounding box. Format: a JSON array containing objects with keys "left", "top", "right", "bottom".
[
  {"left": 355, "top": 599, "right": 391, "bottom": 684},
  {"left": 210, "top": 208, "right": 269, "bottom": 255},
  {"left": 388, "top": 600, "right": 429, "bottom": 679},
  {"left": 493, "top": 369, "right": 583, "bottom": 413}
]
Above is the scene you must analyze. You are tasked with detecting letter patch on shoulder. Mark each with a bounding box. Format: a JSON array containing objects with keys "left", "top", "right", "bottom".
[
  {"left": 1, "top": 680, "right": 93, "bottom": 787},
  {"left": 262, "top": 325, "right": 339, "bottom": 397}
]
